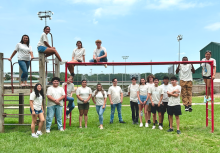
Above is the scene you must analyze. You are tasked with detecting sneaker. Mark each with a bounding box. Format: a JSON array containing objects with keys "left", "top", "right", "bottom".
[
  {"left": 46, "top": 129, "right": 50, "bottom": 133},
  {"left": 152, "top": 126, "right": 156, "bottom": 129},
  {"left": 189, "top": 106, "right": 193, "bottom": 112},
  {"left": 59, "top": 128, "right": 64, "bottom": 131},
  {"left": 31, "top": 134, "right": 39, "bottom": 138},
  {"left": 141, "top": 111, "right": 143, "bottom": 117},
  {"left": 104, "top": 64, "right": 107, "bottom": 68},
  {"left": 159, "top": 125, "right": 163, "bottom": 130},
  {"left": 110, "top": 121, "right": 113, "bottom": 124},
  {"left": 119, "top": 121, "right": 126, "bottom": 123},
  {"left": 79, "top": 126, "right": 82, "bottom": 128},
  {"left": 66, "top": 114, "right": 70, "bottom": 119},
  {"left": 85, "top": 126, "right": 87, "bottom": 128},
  {"left": 60, "top": 60, "right": 68, "bottom": 65},
  {"left": 66, "top": 107, "right": 69, "bottom": 111},
  {"left": 185, "top": 106, "right": 189, "bottom": 111},
  {"left": 167, "top": 128, "right": 173, "bottom": 132},
  {"left": 136, "top": 122, "right": 139, "bottom": 125},
  {"left": 100, "top": 126, "right": 104, "bottom": 130},
  {"left": 36, "top": 131, "right": 43, "bottom": 136},
  {"left": 145, "top": 123, "right": 149, "bottom": 127},
  {"left": 139, "top": 123, "right": 143, "bottom": 127},
  {"left": 155, "top": 120, "right": 159, "bottom": 125},
  {"left": 45, "top": 57, "right": 49, "bottom": 63},
  {"left": 204, "top": 96, "right": 207, "bottom": 103},
  {"left": 177, "top": 130, "right": 181, "bottom": 134},
  {"left": 148, "top": 120, "right": 151, "bottom": 124}
]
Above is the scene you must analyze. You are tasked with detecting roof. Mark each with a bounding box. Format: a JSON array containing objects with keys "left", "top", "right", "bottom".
[{"left": 200, "top": 42, "right": 220, "bottom": 52}]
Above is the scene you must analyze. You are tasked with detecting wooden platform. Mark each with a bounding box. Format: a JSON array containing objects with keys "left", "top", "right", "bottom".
[{"left": 3, "top": 85, "right": 51, "bottom": 94}]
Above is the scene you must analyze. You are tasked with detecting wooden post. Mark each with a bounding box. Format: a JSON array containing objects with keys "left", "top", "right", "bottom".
[
  {"left": 19, "top": 93, "right": 24, "bottom": 124},
  {"left": 55, "top": 57, "right": 60, "bottom": 78},
  {"left": 39, "top": 53, "right": 46, "bottom": 133},
  {"left": 0, "top": 53, "right": 4, "bottom": 133},
  {"left": 19, "top": 67, "right": 22, "bottom": 85}
]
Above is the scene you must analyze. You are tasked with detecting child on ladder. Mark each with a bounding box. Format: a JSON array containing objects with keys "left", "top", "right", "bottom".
[{"left": 30, "top": 83, "right": 45, "bottom": 138}]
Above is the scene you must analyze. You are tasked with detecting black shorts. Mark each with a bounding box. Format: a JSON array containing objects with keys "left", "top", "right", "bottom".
[
  {"left": 162, "top": 102, "right": 168, "bottom": 113},
  {"left": 77, "top": 60, "right": 82, "bottom": 62},
  {"left": 203, "top": 76, "right": 211, "bottom": 79},
  {"left": 151, "top": 104, "right": 163, "bottom": 114},
  {"left": 167, "top": 105, "right": 182, "bottom": 116}
]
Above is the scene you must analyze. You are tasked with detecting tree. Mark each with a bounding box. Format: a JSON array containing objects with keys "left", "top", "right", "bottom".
[{"left": 5, "top": 74, "right": 11, "bottom": 80}]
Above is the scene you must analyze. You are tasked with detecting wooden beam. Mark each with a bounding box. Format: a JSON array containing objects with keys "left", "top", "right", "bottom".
[
  {"left": 39, "top": 53, "right": 46, "bottom": 133},
  {"left": 0, "top": 53, "right": 4, "bottom": 133},
  {"left": 55, "top": 57, "right": 60, "bottom": 78}
]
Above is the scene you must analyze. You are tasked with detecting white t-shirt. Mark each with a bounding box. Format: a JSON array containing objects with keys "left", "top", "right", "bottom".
[
  {"left": 201, "top": 58, "right": 216, "bottom": 77},
  {"left": 62, "top": 83, "right": 75, "bottom": 97},
  {"left": 148, "top": 85, "right": 163, "bottom": 104},
  {"left": 37, "top": 33, "right": 49, "bottom": 47},
  {"left": 179, "top": 64, "right": 193, "bottom": 81},
  {"left": 15, "top": 43, "right": 32, "bottom": 61},
  {"left": 47, "top": 86, "right": 65, "bottom": 107},
  {"left": 93, "top": 47, "right": 107, "bottom": 58},
  {"left": 92, "top": 90, "right": 107, "bottom": 106},
  {"left": 76, "top": 86, "right": 92, "bottom": 104},
  {"left": 160, "top": 84, "right": 170, "bottom": 102},
  {"left": 72, "top": 48, "right": 86, "bottom": 62},
  {"left": 128, "top": 84, "right": 139, "bottom": 103},
  {"left": 168, "top": 85, "right": 181, "bottom": 106},
  {"left": 30, "top": 92, "right": 42, "bottom": 111},
  {"left": 108, "top": 86, "right": 123, "bottom": 104},
  {"left": 138, "top": 85, "right": 148, "bottom": 96},
  {"left": 146, "top": 83, "right": 154, "bottom": 103}
]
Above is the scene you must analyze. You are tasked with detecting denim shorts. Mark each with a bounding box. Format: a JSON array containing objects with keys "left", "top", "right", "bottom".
[
  {"left": 138, "top": 95, "right": 149, "bottom": 105},
  {"left": 38, "top": 46, "right": 47, "bottom": 53},
  {"left": 30, "top": 108, "right": 43, "bottom": 114}
]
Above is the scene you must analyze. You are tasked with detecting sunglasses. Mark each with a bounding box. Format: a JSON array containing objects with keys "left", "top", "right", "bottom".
[{"left": 206, "top": 50, "right": 211, "bottom": 53}]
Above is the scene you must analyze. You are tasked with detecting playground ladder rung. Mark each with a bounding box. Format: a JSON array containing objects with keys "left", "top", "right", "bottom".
[
  {"left": 3, "top": 124, "right": 31, "bottom": 126},
  {"left": 207, "top": 108, "right": 212, "bottom": 112},
  {"left": 207, "top": 117, "right": 212, "bottom": 121}
]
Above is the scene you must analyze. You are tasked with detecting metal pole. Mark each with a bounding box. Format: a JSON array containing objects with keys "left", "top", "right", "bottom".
[
  {"left": 0, "top": 53, "right": 4, "bottom": 133},
  {"left": 19, "top": 93, "right": 24, "bottom": 124},
  {"left": 151, "top": 60, "right": 152, "bottom": 74},
  {"left": 125, "top": 59, "right": 126, "bottom": 81},
  {"left": 211, "top": 62, "right": 214, "bottom": 133},
  {"left": 206, "top": 84, "right": 208, "bottom": 127},
  {"left": 179, "top": 41, "right": 180, "bottom": 61},
  {"left": 64, "top": 63, "right": 68, "bottom": 129}
]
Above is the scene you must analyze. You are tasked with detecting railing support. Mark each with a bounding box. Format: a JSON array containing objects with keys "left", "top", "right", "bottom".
[
  {"left": 0, "top": 53, "right": 4, "bottom": 133},
  {"left": 19, "top": 93, "right": 24, "bottom": 124}
]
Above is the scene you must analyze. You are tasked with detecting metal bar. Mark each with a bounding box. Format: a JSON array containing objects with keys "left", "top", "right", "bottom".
[
  {"left": 5, "top": 116, "right": 19, "bottom": 118},
  {"left": 3, "top": 94, "right": 30, "bottom": 96},
  {"left": 3, "top": 104, "right": 29, "bottom": 106},
  {"left": 30, "top": 59, "right": 32, "bottom": 93},
  {"left": 210, "top": 61, "right": 214, "bottom": 133},
  {"left": 4, "top": 108, "right": 19, "bottom": 109},
  {"left": 3, "top": 124, "right": 31, "bottom": 126},
  {"left": 64, "top": 63, "right": 68, "bottom": 129},
  {"left": 3, "top": 114, "right": 31, "bottom": 115},
  {"left": 19, "top": 93, "right": 24, "bottom": 124},
  {"left": 206, "top": 84, "right": 208, "bottom": 127},
  {"left": 4, "top": 100, "right": 19, "bottom": 101},
  {"left": 207, "top": 117, "right": 212, "bottom": 121},
  {"left": 207, "top": 108, "right": 212, "bottom": 112},
  {"left": 11, "top": 61, "right": 14, "bottom": 93}
]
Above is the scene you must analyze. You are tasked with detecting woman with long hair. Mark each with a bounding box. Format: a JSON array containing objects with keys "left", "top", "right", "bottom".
[
  {"left": 8, "top": 35, "right": 34, "bottom": 86},
  {"left": 202, "top": 50, "right": 216, "bottom": 103},
  {"left": 137, "top": 78, "right": 149, "bottom": 127},
  {"left": 92, "top": 83, "right": 107, "bottom": 129},
  {"left": 29, "top": 83, "right": 45, "bottom": 138},
  {"left": 68, "top": 41, "right": 86, "bottom": 77},
  {"left": 37, "top": 26, "right": 66, "bottom": 64}
]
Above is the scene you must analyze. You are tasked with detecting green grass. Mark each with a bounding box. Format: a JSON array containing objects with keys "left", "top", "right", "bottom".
[{"left": 1, "top": 104, "right": 220, "bottom": 153}]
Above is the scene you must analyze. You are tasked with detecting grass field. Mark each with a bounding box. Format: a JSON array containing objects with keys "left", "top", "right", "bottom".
[{"left": 1, "top": 95, "right": 220, "bottom": 153}]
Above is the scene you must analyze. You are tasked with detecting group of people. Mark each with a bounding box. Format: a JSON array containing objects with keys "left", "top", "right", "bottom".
[{"left": 9, "top": 26, "right": 108, "bottom": 86}]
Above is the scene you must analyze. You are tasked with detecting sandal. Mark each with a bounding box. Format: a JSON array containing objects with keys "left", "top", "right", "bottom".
[
  {"left": 25, "top": 84, "right": 29, "bottom": 86},
  {"left": 21, "top": 84, "right": 26, "bottom": 87}
]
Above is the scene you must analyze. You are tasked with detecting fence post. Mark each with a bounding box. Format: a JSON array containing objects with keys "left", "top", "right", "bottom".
[
  {"left": 0, "top": 53, "right": 4, "bottom": 133},
  {"left": 55, "top": 57, "right": 60, "bottom": 78},
  {"left": 19, "top": 93, "right": 24, "bottom": 124},
  {"left": 39, "top": 53, "right": 46, "bottom": 133},
  {"left": 19, "top": 67, "right": 22, "bottom": 85}
]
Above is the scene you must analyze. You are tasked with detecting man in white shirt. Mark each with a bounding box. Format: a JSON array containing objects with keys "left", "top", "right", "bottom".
[
  {"left": 89, "top": 40, "right": 108, "bottom": 68},
  {"left": 62, "top": 76, "right": 75, "bottom": 119},
  {"left": 108, "top": 78, "right": 125, "bottom": 124},
  {"left": 167, "top": 76, "right": 182, "bottom": 134},
  {"left": 128, "top": 77, "right": 139, "bottom": 124},
  {"left": 176, "top": 56, "right": 195, "bottom": 112},
  {"left": 148, "top": 78, "right": 163, "bottom": 130},
  {"left": 46, "top": 77, "right": 65, "bottom": 133}
]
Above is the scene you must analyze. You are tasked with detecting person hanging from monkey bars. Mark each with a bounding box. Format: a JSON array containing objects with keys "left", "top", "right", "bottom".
[
  {"left": 89, "top": 39, "right": 108, "bottom": 68},
  {"left": 176, "top": 56, "right": 195, "bottom": 112}
]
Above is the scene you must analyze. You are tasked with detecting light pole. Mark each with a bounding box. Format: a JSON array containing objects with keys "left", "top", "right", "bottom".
[
  {"left": 90, "top": 69, "right": 92, "bottom": 75},
  {"left": 177, "top": 35, "right": 183, "bottom": 61},
  {"left": 122, "top": 56, "right": 129, "bottom": 81},
  {"left": 38, "top": 11, "right": 54, "bottom": 26}
]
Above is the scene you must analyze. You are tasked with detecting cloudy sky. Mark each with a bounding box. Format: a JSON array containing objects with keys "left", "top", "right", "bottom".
[{"left": 0, "top": 0, "right": 219, "bottom": 75}]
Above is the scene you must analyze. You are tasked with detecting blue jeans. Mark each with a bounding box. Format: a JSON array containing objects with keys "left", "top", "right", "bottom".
[
  {"left": 110, "top": 103, "right": 123, "bottom": 122},
  {"left": 89, "top": 50, "right": 108, "bottom": 62},
  {"left": 18, "top": 60, "right": 30, "bottom": 81},
  {"left": 96, "top": 105, "right": 106, "bottom": 125},
  {"left": 46, "top": 105, "right": 63, "bottom": 130},
  {"left": 66, "top": 97, "right": 75, "bottom": 115}
]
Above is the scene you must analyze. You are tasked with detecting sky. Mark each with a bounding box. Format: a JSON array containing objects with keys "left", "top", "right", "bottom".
[{"left": 0, "top": 0, "right": 220, "bottom": 75}]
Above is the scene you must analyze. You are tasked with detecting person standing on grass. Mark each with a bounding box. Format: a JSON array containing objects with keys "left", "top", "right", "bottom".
[
  {"left": 167, "top": 76, "right": 182, "bottom": 134},
  {"left": 89, "top": 40, "right": 108, "bottom": 68},
  {"left": 128, "top": 77, "right": 139, "bottom": 124},
  {"left": 148, "top": 78, "right": 164, "bottom": 130},
  {"left": 201, "top": 51, "right": 216, "bottom": 103},
  {"left": 137, "top": 78, "right": 149, "bottom": 127},
  {"left": 92, "top": 83, "right": 107, "bottom": 129},
  {"left": 46, "top": 77, "right": 66, "bottom": 133},
  {"left": 76, "top": 80, "right": 92, "bottom": 128},
  {"left": 176, "top": 56, "right": 195, "bottom": 112},
  {"left": 146, "top": 74, "right": 158, "bottom": 125},
  {"left": 30, "top": 83, "right": 45, "bottom": 138},
  {"left": 62, "top": 76, "right": 75, "bottom": 119},
  {"left": 8, "top": 35, "right": 34, "bottom": 86},
  {"left": 108, "top": 78, "right": 126, "bottom": 124},
  {"left": 160, "top": 76, "right": 170, "bottom": 127},
  {"left": 37, "top": 26, "right": 67, "bottom": 65},
  {"left": 68, "top": 41, "right": 85, "bottom": 77}
]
